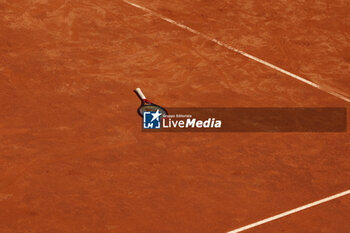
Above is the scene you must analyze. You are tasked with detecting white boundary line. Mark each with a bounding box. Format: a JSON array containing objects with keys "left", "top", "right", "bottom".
[
  {"left": 123, "top": 5, "right": 349, "bottom": 232},
  {"left": 228, "top": 189, "right": 350, "bottom": 233},
  {"left": 122, "top": 0, "right": 350, "bottom": 103}
]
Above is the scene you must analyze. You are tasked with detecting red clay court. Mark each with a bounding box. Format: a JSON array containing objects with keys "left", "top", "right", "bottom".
[{"left": 1, "top": 0, "right": 350, "bottom": 232}]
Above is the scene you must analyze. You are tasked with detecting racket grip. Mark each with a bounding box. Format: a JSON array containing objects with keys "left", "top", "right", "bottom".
[{"left": 135, "top": 88, "right": 146, "bottom": 100}]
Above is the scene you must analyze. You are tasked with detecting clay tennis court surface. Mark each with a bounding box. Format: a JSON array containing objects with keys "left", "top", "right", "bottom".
[{"left": 1, "top": 0, "right": 350, "bottom": 232}]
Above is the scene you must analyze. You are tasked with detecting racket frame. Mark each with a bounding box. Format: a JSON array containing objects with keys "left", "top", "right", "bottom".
[{"left": 134, "top": 88, "right": 168, "bottom": 117}]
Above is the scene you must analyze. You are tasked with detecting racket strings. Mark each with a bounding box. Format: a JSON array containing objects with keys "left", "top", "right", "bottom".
[{"left": 138, "top": 104, "right": 168, "bottom": 116}]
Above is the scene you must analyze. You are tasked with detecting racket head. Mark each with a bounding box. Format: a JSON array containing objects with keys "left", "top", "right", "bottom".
[{"left": 138, "top": 100, "right": 168, "bottom": 117}]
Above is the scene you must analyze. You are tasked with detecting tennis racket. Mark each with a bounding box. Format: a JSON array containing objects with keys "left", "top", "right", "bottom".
[{"left": 135, "top": 88, "right": 168, "bottom": 117}]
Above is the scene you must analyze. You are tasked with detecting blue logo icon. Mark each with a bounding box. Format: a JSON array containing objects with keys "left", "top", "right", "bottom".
[{"left": 143, "top": 110, "right": 162, "bottom": 129}]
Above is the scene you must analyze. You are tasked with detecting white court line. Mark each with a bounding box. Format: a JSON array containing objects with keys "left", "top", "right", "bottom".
[
  {"left": 228, "top": 190, "right": 350, "bottom": 233},
  {"left": 122, "top": 0, "right": 350, "bottom": 103}
]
